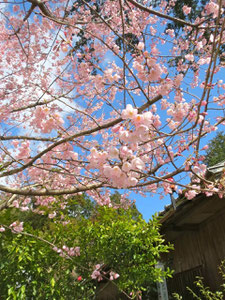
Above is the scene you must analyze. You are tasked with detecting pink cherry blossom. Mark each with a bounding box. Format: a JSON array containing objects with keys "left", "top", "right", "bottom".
[
  {"left": 109, "top": 271, "right": 120, "bottom": 280},
  {"left": 108, "top": 147, "right": 119, "bottom": 159},
  {"left": 185, "top": 54, "right": 194, "bottom": 62},
  {"left": 166, "top": 29, "right": 175, "bottom": 38},
  {"left": 148, "top": 64, "right": 163, "bottom": 81},
  {"left": 182, "top": 5, "right": 191, "bottom": 15},
  {"left": 121, "top": 104, "right": 138, "bottom": 120},
  {"left": 91, "top": 270, "right": 103, "bottom": 281},
  {"left": 111, "top": 166, "right": 122, "bottom": 178},
  {"left": 127, "top": 176, "right": 138, "bottom": 186},
  {"left": 12, "top": 200, "right": 20, "bottom": 208},
  {"left": 48, "top": 211, "right": 56, "bottom": 219},
  {"left": 122, "top": 161, "right": 132, "bottom": 172},
  {"left": 202, "top": 145, "right": 209, "bottom": 150},
  {"left": 205, "top": 1, "right": 219, "bottom": 18},
  {"left": 131, "top": 158, "right": 145, "bottom": 171},
  {"left": 10, "top": 221, "right": 24, "bottom": 233},
  {"left": 185, "top": 190, "right": 198, "bottom": 200},
  {"left": 0, "top": 226, "right": 5, "bottom": 232},
  {"left": 137, "top": 42, "right": 144, "bottom": 51},
  {"left": 91, "top": 264, "right": 104, "bottom": 281}
]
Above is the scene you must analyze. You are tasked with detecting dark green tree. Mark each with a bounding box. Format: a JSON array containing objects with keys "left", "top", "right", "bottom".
[{"left": 204, "top": 131, "right": 225, "bottom": 166}]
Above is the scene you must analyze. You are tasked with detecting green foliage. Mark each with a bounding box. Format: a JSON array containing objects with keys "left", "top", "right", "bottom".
[
  {"left": 0, "top": 210, "right": 85, "bottom": 299},
  {"left": 66, "top": 193, "right": 96, "bottom": 219},
  {"left": 186, "top": 277, "right": 224, "bottom": 300},
  {"left": 173, "top": 277, "right": 224, "bottom": 300},
  {"left": 173, "top": 262, "right": 225, "bottom": 300},
  {"left": 0, "top": 195, "right": 173, "bottom": 299},
  {"left": 75, "top": 207, "right": 173, "bottom": 295},
  {"left": 204, "top": 131, "right": 225, "bottom": 166}
]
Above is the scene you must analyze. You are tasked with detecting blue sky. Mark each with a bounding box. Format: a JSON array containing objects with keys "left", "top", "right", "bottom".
[{"left": 135, "top": 192, "right": 171, "bottom": 220}]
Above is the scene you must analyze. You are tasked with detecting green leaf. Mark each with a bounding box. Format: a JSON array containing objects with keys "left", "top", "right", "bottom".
[{"left": 51, "top": 277, "right": 55, "bottom": 288}]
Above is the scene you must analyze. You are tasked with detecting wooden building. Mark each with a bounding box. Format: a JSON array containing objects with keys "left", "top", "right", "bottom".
[{"left": 160, "top": 162, "right": 225, "bottom": 299}]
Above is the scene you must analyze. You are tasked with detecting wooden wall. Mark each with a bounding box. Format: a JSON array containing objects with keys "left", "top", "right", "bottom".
[
  {"left": 162, "top": 198, "right": 225, "bottom": 297},
  {"left": 172, "top": 209, "right": 225, "bottom": 287}
]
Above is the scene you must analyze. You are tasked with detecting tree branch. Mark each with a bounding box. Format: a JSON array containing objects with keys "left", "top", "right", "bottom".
[{"left": 127, "top": 0, "right": 203, "bottom": 28}]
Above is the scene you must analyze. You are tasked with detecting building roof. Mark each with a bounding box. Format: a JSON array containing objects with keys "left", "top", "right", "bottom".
[
  {"left": 206, "top": 160, "right": 225, "bottom": 176},
  {"left": 159, "top": 161, "right": 225, "bottom": 231}
]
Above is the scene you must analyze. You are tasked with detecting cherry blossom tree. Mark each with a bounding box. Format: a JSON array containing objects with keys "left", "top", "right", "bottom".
[{"left": 0, "top": 0, "right": 225, "bottom": 211}]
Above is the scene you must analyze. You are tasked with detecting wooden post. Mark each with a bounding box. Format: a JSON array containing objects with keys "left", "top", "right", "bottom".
[{"left": 156, "top": 262, "right": 169, "bottom": 300}]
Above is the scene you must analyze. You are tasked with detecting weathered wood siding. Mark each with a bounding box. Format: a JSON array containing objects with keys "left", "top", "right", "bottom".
[
  {"left": 170, "top": 209, "right": 225, "bottom": 289},
  {"left": 167, "top": 265, "right": 204, "bottom": 299},
  {"left": 162, "top": 196, "right": 225, "bottom": 297}
]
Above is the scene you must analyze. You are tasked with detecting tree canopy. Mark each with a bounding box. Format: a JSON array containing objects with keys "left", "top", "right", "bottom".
[
  {"left": 0, "top": 197, "right": 172, "bottom": 299},
  {"left": 0, "top": 0, "right": 224, "bottom": 206},
  {"left": 204, "top": 131, "right": 225, "bottom": 166}
]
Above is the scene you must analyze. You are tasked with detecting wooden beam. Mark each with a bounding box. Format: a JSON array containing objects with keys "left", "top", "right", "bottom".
[{"left": 165, "top": 223, "right": 199, "bottom": 232}]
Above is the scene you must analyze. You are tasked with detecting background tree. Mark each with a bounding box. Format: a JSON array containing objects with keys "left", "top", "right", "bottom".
[{"left": 204, "top": 131, "right": 225, "bottom": 166}]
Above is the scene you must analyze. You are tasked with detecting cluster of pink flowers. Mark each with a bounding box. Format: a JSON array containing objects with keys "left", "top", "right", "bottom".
[
  {"left": 87, "top": 101, "right": 200, "bottom": 190},
  {"left": 91, "top": 264, "right": 119, "bottom": 281},
  {"left": 53, "top": 245, "right": 80, "bottom": 257},
  {"left": 30, "top": 107, "right": 64, "bottom": 134},
  {"left": 12, "top": 198, "right": 31, "bottom": 212},
  {"left": 167, "top": 101, "right": 191, "bottom": 122},
  {"left": 132, "top": 56, "right": 163, "bottom": 82},
  {"left": 9, "top": 221, "right": 24, "bottom": 233},
  {"left": 16, "top": 141, "right": 30, "bottom": 160},
  {"left": 182, "top": 5, "right": 191, "bottom": 15},
  {"left": 62, "top": 245, "right": 80, "bottom": 257},
  {"left": 109, "top": 271, "right": 120, "bottom": 281},
  {"left": 205, "top": 1, "right": 220, "bottom": 18},
  {"left": 185, "top": 189, "right": 199, "bottom": 200},
  {"left": 91, "top": 264, "right": 103, "bottom": 281}
]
